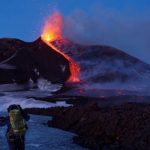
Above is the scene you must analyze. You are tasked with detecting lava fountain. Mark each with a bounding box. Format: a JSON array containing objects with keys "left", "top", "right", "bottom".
[{"left": 41, "top": 12, "right": 80, "bottom": 83}]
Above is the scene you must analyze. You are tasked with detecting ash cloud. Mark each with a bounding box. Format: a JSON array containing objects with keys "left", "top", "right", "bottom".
[{"left": 62, "top": 7, "right": 150, "bottom": 64}]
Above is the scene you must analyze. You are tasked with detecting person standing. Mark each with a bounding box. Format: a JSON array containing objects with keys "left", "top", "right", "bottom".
[{"left": 0, "top": 104, "right": 30, "bottom": 150}]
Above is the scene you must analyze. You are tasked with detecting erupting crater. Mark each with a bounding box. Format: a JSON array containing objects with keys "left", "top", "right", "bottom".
[{"left": 41, "top": 12, "right": 80, "bottom": 83}]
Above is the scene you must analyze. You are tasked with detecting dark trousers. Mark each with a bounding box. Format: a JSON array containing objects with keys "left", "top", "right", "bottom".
[{"left": 7, "top": 135, "right": 25, "bottom": 150}]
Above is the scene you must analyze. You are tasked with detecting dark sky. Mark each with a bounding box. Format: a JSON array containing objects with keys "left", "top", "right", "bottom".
[{"left": 0, "top": 0, "right": 150, "bottom": 64}]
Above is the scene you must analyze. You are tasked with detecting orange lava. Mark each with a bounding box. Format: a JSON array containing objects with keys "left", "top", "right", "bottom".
[{"left": 41, "top": 12, "right": 80, "bottom": 83}]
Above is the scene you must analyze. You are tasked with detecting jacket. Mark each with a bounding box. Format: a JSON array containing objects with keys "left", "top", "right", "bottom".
[{"left": 0, "top": 111, "right": 30, "bottom": 134}]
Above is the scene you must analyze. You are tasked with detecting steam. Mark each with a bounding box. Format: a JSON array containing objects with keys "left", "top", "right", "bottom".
[
  {"left": 78, "top": 58, "right": 150, "bottom": 93},
  {"left": 62, "top": 8, "right": 150, "bottom": 64}
]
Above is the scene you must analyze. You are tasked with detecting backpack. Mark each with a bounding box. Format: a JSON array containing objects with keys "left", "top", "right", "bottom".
[{"left": 9, "top": 109, "right": 27, "bottom": 135}]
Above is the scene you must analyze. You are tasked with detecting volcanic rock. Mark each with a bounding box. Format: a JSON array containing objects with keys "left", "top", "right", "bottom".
[
  {"left": 0, "top": 38, "right": 70, "bottom": 84},
  {"left": 26, "top": 101, "right": 150, "bottom": 150}
]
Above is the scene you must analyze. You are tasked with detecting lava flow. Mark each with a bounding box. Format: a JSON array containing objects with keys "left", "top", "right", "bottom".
[{"left": 41, "top": 12, "right": 80, "bottom": 83}]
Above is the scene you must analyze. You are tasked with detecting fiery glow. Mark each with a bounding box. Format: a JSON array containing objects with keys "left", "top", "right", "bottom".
[{"left": 41, "top": 12, "right": 80, "bottom": 83}]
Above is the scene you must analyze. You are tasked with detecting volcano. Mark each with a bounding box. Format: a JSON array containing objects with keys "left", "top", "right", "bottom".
[
  {"left": 0, "top": 37, "right": 150, "bottom": 90},
  {"left": 0, "top": 11, "right": 150, "bottom": 92},
  {"left": 0, "top": 38, "right": 70, "bottom": 84}
]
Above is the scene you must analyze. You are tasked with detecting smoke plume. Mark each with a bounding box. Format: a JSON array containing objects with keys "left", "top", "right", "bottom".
[{"left": 62, "top": 7, "right": 150, "bottom": 64}]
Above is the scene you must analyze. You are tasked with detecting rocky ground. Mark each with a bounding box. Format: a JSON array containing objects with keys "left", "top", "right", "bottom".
[{"left": 25, "top": 97, "right": 150, "bottom": 150}]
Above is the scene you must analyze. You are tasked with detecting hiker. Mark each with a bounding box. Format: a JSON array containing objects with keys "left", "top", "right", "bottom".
[{"left": 0, "top": 104, "right": 30, "bottom": 150}]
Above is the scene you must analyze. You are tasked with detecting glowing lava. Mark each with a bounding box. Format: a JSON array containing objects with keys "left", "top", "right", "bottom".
[{"left": 41, "top": 12, "right": 80, "bottom": 83}]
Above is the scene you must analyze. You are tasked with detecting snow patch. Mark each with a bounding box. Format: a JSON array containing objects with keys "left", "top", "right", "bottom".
[
  {"left": 37, "top": 78, "right": 62, "bottom": 92},
  {"left": 0, "top": 95, "right": 71, "bottom": 112},
  {"left": 60, "top": 65, "right": 66, "bottom": 72}
]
